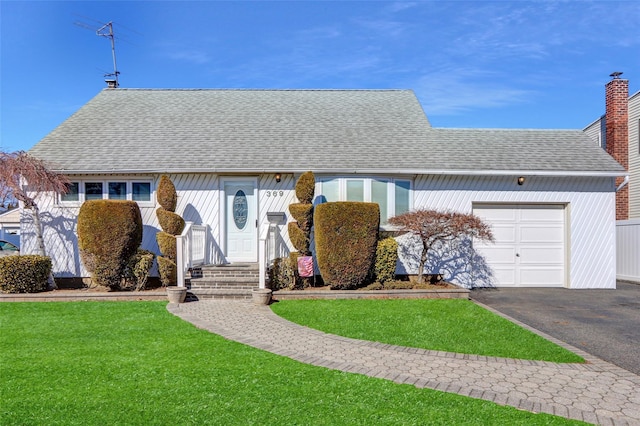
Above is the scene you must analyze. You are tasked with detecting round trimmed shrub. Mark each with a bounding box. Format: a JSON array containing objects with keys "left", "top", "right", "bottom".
[
  {"left": 314, "top": 202, "right": 380, "bottom": 290},
  {"left": 289, "top": 204, "right": 313, "bottom": 232},
  {"left": 77, "top": 200, "right": 143, "bottom": 290},
  {"left": 295, "top": 171, "right": 315, "bottom": 204},
  {"left": 288, "top": 222, "right": 310, "bottom": 255},
  {"left": 157, "top": 175, "right": 177, "bottom": 212},
  {"left": 0, "top": 255, "right": 52, "bottom": 293},
  {"left": 156, "top": 232, "right": 177, "bottom": 261},
  {"left": 156, "top": 209, "right": 185, "bottom": 235}
]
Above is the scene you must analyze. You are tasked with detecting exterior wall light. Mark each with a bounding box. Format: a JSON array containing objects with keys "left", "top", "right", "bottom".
[
  {"left": 275, "top": 173, "right": 282, "bottom": 183},
  {"left": 517, "top": 176, "right": 525, "bottom": 186}
]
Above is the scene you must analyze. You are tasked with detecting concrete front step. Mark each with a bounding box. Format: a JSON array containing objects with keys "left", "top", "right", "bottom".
[
  {"left": 191, "top": 263, "right": 259, "bottom": 280},
  {"left": 188, "top": 263, "right": 259, "bottom": 291},
  {"left": 187, "top": 288, "right": 254, "bottom": 301},
  {"left": 189, "top": 279, "right": 257, "bottom": 290}
]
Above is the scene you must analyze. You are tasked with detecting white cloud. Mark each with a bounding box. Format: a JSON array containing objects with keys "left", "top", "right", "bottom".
[{"left": 414, "top": 68, "right": 533, "bottom": 115}]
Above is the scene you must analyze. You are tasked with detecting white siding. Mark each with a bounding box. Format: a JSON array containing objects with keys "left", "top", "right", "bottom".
[
  {"left": 24, "top": 172, "right": 616, "bottom": 290},
  {"left": 170, "top": 173, "right": 221, "bottom": 264},
  {"left": 22, "top": 173, "right": 297, "bottom": 278},
  {"left": 629, "top": 92, "right": 640, "bottom": 218},
  {"left": 400, "top": 175, "right": 617, "bottom": 289},
  {"left": 616, "top": 219, "right": 640, "bottom": 282},
  {"left": 583, "top": 116, "right": 605, "bottom": 149},
  {"left": 259, "top": 173, "right": 296, "bottom": 258}
]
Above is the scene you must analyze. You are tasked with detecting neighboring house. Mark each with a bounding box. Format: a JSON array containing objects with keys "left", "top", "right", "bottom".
[
  {"left": 0, "top": 208, "right": 21, "bottom": 246},
  {"left": 24, "top": 87, "right": 625, "bottom": 289},
  {"left": 584, "top": 74, "right": 640, "bottom": 219},
  {"left": 583, "top": 73, "right": 640, "bottom": 283}
]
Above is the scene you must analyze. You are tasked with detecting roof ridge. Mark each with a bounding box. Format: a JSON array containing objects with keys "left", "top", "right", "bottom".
[{"left": 102, "top": 88, "right": 412, "bottom": 93}]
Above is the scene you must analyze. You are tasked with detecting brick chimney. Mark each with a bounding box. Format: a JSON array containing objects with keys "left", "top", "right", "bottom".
[{"left": 605, "top": 72, "right": 629, "bottom": 220}]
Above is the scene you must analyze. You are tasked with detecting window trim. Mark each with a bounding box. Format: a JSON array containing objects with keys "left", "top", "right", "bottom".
[{"left": 57, "top": 178, "right": 154, "bottom": 207}]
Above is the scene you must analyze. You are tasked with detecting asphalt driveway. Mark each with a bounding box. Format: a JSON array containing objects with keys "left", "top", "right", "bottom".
[{"left": 470, "top": 281, "right": 640, "bottom": 375}]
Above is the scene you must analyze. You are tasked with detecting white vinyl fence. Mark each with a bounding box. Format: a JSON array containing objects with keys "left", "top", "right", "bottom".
[{"left": 617, "top": 219, "right": 640, "bottom": 283}]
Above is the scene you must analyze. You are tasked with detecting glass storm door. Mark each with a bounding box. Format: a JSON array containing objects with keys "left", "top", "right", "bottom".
[{"left": 224, "top": 180, "right": 257, "bottom": 262}]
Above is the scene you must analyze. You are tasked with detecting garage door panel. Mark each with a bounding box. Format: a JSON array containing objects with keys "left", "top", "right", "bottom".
[
  {"left": 519, "top": 247, "right": 565, "bottom": 264},
  {"left": 519, "top": 267, "right": 565, "bottom": 287},
  {"left": 520, "top": 225, "right": 563, "bottom": 243},
  {"left": 479, "top": 247, "right": 516, "bottom": 263},
  {"left": 519, "top": 205, "right": 564, "bottom": 221},
  {"left": 491, "top": 267, "right": 517, "bottom": 286},
  {"left": 475, "top": 207, "right": 516, "bottom": 222},
  {"left": 491, "top": 225, "right": 517, "bottom": 242}
]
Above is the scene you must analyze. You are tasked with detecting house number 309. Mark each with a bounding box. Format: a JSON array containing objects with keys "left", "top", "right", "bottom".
[{"left": 266, "top": 191, "right": 284, "bottom": 197}]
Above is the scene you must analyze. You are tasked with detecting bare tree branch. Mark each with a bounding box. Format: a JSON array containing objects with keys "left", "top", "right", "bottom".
[
  {"left": 388, "top": 209, "right": 494, "bottom": 283},
  {"left": 0, "top": 151, "right": 70, "bottom": 289},
  {"left": 0, "top": 151, "right": 70, "bottom": 209}
]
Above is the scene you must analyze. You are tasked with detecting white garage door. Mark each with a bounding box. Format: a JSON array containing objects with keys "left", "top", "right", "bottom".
[{"left": 473, "top": 204, "right": 566, "bottom": 287}]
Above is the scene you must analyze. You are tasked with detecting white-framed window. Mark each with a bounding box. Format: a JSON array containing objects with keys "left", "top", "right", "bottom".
[
  {"left": 132, "top": 181, "right": 152, "bottom": 202},
  {"left": 58, "top": 180, "right": 153, "bottom": 206},
  {"left": 317, "top": 177, "right": 412, "bottom": 224},
  {"left": 60, "top": 182, "right": 80, "bottom": 202}
]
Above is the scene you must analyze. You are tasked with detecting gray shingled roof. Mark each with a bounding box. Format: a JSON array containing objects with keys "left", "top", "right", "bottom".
[{"left": 28, "top": 88, "right": 625, "bottom": 176}]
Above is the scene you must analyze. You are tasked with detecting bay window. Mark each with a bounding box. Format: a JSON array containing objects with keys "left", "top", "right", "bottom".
[{"left": 318, "top": 177, "right": 411, "bottom": 223}]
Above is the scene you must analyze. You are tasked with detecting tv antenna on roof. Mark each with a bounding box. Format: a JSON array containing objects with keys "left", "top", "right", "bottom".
[
  {"left": 96, "top": 22, "right": 120, "bottom": 87},
  {"left": 74, "top": 18, "right": 121, "bottom": 87}
]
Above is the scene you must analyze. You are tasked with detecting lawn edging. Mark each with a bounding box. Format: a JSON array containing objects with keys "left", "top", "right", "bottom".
[
  {"left": 0, "top": 290, "right": 168, "bottom": 302},
  {"left": 273, "top": 287, "right": 470, "bottom": 301}
]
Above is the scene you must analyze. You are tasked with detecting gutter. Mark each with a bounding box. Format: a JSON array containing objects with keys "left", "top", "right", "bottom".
[
  {"left": 53, "top": 168, "right": 629, "bottom": 178},
  {"left": 616, "top": 175, "right": 630, "bottom": 192}
]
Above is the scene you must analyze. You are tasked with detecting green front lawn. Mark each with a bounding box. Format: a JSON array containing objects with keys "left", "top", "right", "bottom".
[
  {"left": 0, "top": 302, "right": 584, "bottom": 425},
  {"left": 271, "top": 299, "right": 584, "bottom": 363}
]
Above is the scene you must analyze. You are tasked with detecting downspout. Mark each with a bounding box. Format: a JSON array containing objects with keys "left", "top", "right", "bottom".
[{"left": 616, "top": 175, "right": 630, "bottom": 192}]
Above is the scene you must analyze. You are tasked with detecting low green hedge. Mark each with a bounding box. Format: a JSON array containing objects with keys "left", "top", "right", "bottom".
[
  {"left": 375, "top": 237, "right": 398, "bottom": 284},
  {"left": 157, "top": 256, "right": 177, "bottom": 287},
  {"left": 268, "top": 256, "right": 295, "bottom": 290},
  {"left": 124, "top": 249, "right": 155, "bottom": 291},
  {"left": 0, "top": 255, "right": 52, "bottom": 293}
]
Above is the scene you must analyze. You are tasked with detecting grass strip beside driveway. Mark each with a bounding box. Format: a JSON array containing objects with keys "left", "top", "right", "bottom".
[
  {"left": 0, "top": 302, "right": 586, "bottom": 425},
  {"left": 271, "top": 299, "right": 584, "bottom": 363}
]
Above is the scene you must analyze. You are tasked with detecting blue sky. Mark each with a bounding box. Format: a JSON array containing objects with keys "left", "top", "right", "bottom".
[{"left": 1, "top": 1, "right": 639, "bottom": 152}]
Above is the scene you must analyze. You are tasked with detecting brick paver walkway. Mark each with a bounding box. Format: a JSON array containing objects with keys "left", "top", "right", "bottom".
[{"left": 168, "top": 300, "right": 640, "bottom": 425}]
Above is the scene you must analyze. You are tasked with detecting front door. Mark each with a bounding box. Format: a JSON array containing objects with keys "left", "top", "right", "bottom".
[{"left": 224, "top": 179, "right": 258, "bottom": 262}]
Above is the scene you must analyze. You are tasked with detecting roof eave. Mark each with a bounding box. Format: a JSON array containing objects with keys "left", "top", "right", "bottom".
[{"left": 54, "top": 168, "right": 628, "bottom": 178}]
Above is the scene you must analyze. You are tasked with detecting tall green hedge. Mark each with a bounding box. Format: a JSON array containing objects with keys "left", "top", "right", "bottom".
[
  {"left": 287, "top": 171, "right": 315, "bottom": 288},
  {"left": 0, "top": 255, "right": 51, "bottom": 293},
  {"left": 314, "top": 202, "right": 380, "bottom": 290},
  {"left": 77, "top": 200, "right": 142, "bottom": 290}
]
